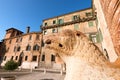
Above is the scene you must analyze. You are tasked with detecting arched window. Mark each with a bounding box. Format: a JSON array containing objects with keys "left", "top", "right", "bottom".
[
  {"left": 51, "top": 55, "right": 55, "bottom": 61},
  {"left": 17, "top": 46, "right": 21, "bottom": 51},
  {"left": 14, "top": 46, "right": 16, "bottom": 52},
  {"left": 26, "top": 45, "right": 31, "bottom": 51},
  {"left": 33, "top": 44, "right": 39, "bottom": 51}
]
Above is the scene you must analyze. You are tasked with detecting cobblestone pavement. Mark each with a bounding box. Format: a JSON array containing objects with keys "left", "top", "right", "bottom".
[{"left": 16, "top": 72, "right": 65, "bottom": 80}]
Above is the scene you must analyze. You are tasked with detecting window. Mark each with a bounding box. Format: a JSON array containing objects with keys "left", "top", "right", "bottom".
[
  {"left": 52, "top": 28, "right": 58, "bottom": 33},
  {"left": 25, "top": 56, "right": 28, "bottom": 61},
  {"left": 53, "top": 20, "right": 56, "bottom": 24},
  {"left": 9, "top": 40, "right": 12, "bottom": 44},
  {"left": 99, "top": 29, "right": 103, "bottom": 42},
  {"left": 58, "top": 19, "right": 64, "bottom": 24},
  {"left": 44, "top": 22, "right": 47, "bottom": 26},
  {"left": 86, "top": 12, "right": 92, "bottom": 17},
  {"left": 15, "top": 56, "right": 18, "bottom": 60},
  {"left": 4, "top": 56, "right": 7, "bottom": 61},
  {"left": 11, "top": 56, "right": 14, "bottom": 60},
  {"left": 17, "top": 46, "right": 21, "bottom": 51},
  {"left": 41, "top": 55, "right": 45, "bottom": 61},
  {"left": 16, "top": 38, "right": 19, "bottom": 42},
  {"left": 29, "top": 35, "right": 32, "bottom": 40},
  {"left": 26, "top": 45, "right": 31, "bottom": 51},
  {"left": 96, "top": 29, "right": 103, "bottom": 43},
  {"left": 89, "top": 34, "right": 97, "bottom": 43},
  {"left": 41, "top": 40, "right": 44, "bottom": 47},
  {"left": 36, "top": 34, "right": 39, "bottom": 40},
  {"left": 74, "top": 24, "right": 79, "bottom": 30},
  {"left": 44, "top": 30, "right": 47, "bottom": 35},
  {"left": 88, "top": 21, "right": 94, "bottom": 27},
  {"left": 72, "top": 15, "right": 80, "bottom": 21},
  {"left": 32, "top": 56, "right": 37, "bottom": 61},
  {"left": 51, "top": 55, "right": 55, "bottom": 61},
  {"left": 33, "top": 44, "right": 39, "bottom": 51},
  {"left": 20, "top": 37, "right": 22, "bottom": 42},
  {"left": 14, "top": 46, "right": 16, "bottom": 52},
  {"left": 7, "top": 47, "right": 9, "bottom": 52}
]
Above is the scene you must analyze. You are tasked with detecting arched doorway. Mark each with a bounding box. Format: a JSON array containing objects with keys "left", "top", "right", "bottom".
[{"left": 18, "top": 51, "right": 24, "bottom": 66}]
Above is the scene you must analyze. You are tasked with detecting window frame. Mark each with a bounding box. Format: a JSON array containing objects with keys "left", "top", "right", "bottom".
[
  {"left": 26, "top": 45, "right": 31, "bottom": 51},
  {"left": 25, "top": 56, "right": 28, "bottom": 61},
  {"left": 33, "top": 44, "right": 39, "bottom": 51},
  {"left": 88, "top": 21, "right": 94, "bottom": 27},
  {"left": 41, "top": 55, "right": 45, "bottom": 61},
  {"left": 32, "top": 56, "right": 37, "bottom": 61}
]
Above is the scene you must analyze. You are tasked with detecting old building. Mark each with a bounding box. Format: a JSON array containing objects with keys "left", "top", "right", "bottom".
[
  {"left": 93, "top": 0, "right": 120, "bottom": 62},
  {"left": 1, "top": 0, "right": 119, "bottom": 69},
  {"left": 1, "top": 27, "right": 42, "bottom": 69},
  {"left": 41, "top": 8, "right": 103, "bottom": 69}
]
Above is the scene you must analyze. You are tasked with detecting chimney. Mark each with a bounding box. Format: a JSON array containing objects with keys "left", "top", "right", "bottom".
[{"left": 26, "top": 26, "right": 30, "bottom": 33}]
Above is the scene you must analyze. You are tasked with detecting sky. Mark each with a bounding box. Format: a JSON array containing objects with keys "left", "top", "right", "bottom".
[{"left": 0, "top": 0, "right": 92, "bottom": 41}]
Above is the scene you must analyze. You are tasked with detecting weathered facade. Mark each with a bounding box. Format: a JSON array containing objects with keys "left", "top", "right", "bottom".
[
  {"left": 1, "top": 27, "right": 42, "bottom": 69},
  {"left": 93, "top": 0, "right": 120, "bottom": 62},
  {"left": 1, "top": 0, "right": 119, "bottom": 69},
  {"left": 41, "top": 8, "right": 103, "bottom": 68}
]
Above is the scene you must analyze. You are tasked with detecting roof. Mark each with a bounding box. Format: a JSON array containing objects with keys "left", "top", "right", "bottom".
[
  {"left": 6, "top": 28, "right": 23, "bottom": 33},
  {"left": 43, "top": 7, "right": 92, "bottom": 21}
]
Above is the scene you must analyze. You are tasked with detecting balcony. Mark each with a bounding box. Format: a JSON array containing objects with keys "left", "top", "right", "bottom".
[{"left": 41, "top": 16, "right": 96, "bottom": 30}]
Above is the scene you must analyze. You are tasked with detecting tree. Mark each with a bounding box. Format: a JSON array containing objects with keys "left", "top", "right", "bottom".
[{"left": 4, "top": 60, "right": 18, "bottom": 71}]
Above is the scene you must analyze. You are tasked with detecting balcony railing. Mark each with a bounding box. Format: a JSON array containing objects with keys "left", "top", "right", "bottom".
[{"left": 41, "top": 16, "right": 96, "bottom": 30}]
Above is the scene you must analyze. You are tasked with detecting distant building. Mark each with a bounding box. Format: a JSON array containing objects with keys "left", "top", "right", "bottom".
[{"left": 1, "top": 27, "right": 42, "bottom": 69}]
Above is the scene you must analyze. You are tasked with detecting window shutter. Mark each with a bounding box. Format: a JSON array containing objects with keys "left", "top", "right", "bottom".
[
  {"left": 96, "top": 33, "right": 100, "bottom": 43},
  {"left": 74, "top": 24, "right": 79, "bottom": 30},
  {"left": 89, "top": 34, "right": 92, "bottom": 41},
  {"left": 99, "top": 30, "right": 103, "bottom": 41},
  {"left": 61, "top": 19, "right": 64, "bottom": 24},
  {"left": 88, "top": 21, "right": 94, "bottom": 27}
]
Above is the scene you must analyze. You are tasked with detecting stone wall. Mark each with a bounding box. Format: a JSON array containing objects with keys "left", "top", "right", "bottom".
[{"left": 100, "top": 0, "right": 120, "bottom": 55}]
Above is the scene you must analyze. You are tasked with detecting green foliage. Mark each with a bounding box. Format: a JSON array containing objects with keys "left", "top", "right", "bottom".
[{"left": 4, "top": 60, "right": 18, "bottom": 71}]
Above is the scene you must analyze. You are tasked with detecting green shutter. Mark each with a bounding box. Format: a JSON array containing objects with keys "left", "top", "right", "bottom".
[
  {"left": 88, "top": 21, "right": 93, "bottom": 27},
  {"left": 99, "top": 30, "right": 103, "bottom": 41},
  {"left": 74, "top": 24, "right": 79, "bottom": 30},
  {"left": 57, "top": 19, "right": 64, "bottom": 24},
  {"left": 89, "top": 34, "right": 92, "bottom": 41},
  {"left": 61, "top": 19, "right": 64, "bottom": 24},
  {"left": 96, "top": 33, "right": 100, "bottom": 43}
]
